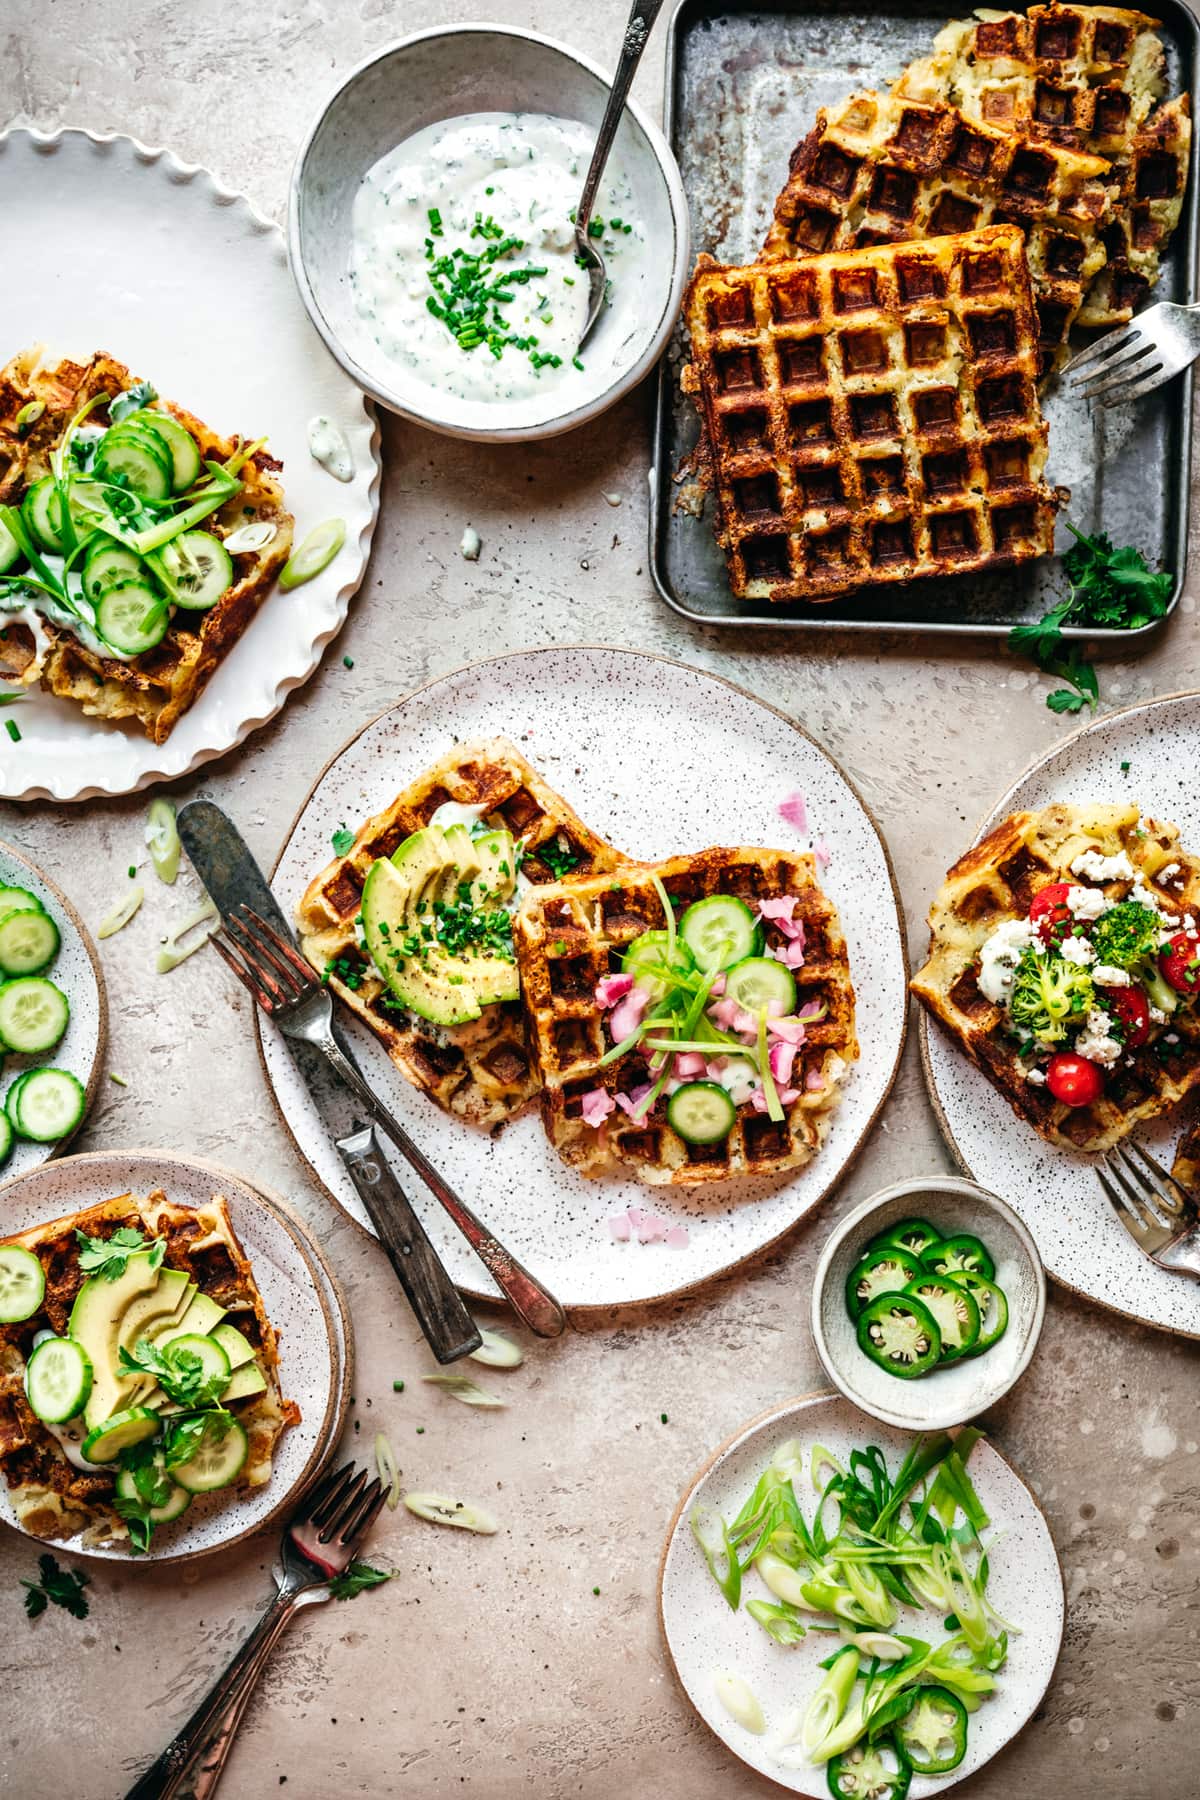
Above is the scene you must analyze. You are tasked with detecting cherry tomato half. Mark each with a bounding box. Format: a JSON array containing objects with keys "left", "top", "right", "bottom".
[
  {"left": 1029, "top": 882, "right": 1075, "bottom": 946},
  {"left": 1160, "top": 931, "right": 1200, "bottom": 994},
  {"left": 1100, "top": 984, "right": 1151, "bottom": 1049},
  {"left": 1045, "top": 1051, "right": 1106, "bottom": 1107}
]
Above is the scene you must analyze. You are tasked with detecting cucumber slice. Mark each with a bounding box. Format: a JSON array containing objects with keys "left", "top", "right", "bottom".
[
  {"left": 0, "top": 1107, "right": 12, "bottom": 1167},
  {"left": 22, "top": 477, "right": 63, "bottom": 552},
  {"left": 25, "top": 1335, "right": 93, "bottom": 1423},
  {"left": 0, "top": 886, "right": 44, "bottom": 916},
  {"left": 0, "top": 514, "right": 20, "bottom": 575},
  {"left": 95, "top": 581, "right": 169, "bottom": 656},
  {"left": 82, "top": 542, "right": 147, "bottom": 603},
  {"left": 4, "top": 1071, "right": 32, "bottom": 1134},
  {"left": 0, "top": 976, "right": 69, "bottom": 1054},
  {"left": 138, "top": 412, "right": 201, "bottom": 491},
  {"left": 156, "top": 531, "right": 233, "bottom": 611},
  {"left": 13, "top": 1068, "right": 86, "bottom": 1142},
  {"left": 620, "top": 929, "right": 696, "bottom": 1001},
  {"left": 96, "top": 430, "right": 173, "bottom": 501},
  {"left": 667, "top": 1080, "right": 737, "bottom": 1145},
  {"left": 678, "top": 895, "right": 763, "bottom": 973},
  {"left": 81, "top": 1405, "right": 160, "bottom": 1464},
  {"left": 722, "top": 956, "right": 797, "bottom": 1017},
  {"left": 0, "top": 1244, "right": 45, "bottom": 1322},
  {"left": 167, "top": 1332, "right": 231, "bottom": 1387},
  {"left": 0, "top": 906, "right": 59, "bottom": 976},
  {"left": 172, "top": 1416, "right": 248, "bottom": 1493},
  {"left": 114, "top": 1463, "right": 192, "bottom": 1525}
]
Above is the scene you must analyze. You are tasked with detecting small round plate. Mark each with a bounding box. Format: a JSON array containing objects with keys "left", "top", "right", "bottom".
[
  {"left": 659, "top": 1392, "right": 1065, "bottom": 1797},
  {"left": 0, "top": 126, "right": 381, "bottom": 804},
  {"left": 920, "top": 691, "right": 1200, "bottom": 1338},
  {"left": 261, "top": 645, "right": 908, "bottom": 1312},
  {"left": 0, "top": 837, "right": 106, "bottom": 1176},
  {"left": 0, "top": 1149, "right": 345, "bottom": 1562},
  {"left": 811, "top": 1176, "right": 1046, "bottom": 1431}
]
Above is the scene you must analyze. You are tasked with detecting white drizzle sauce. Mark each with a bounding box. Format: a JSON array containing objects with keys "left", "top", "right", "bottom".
[
  {"left": 307, "top": 415, "right": 354, "bottom": 482},
  {"left": 348, "top": 113, "right": 649, "bottom": 406}
]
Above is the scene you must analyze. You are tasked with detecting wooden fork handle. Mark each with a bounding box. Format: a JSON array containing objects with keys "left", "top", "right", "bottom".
[{"left": 320, "top": 1034, "right": 567, "bottom": 1338}]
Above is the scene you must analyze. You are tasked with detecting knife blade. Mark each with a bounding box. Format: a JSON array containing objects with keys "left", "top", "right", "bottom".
[{"left": 177, "top": 799, "right": 482, "bottom": 1365}]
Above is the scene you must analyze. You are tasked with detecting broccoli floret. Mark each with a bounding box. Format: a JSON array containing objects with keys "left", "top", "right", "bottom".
[
  {"left": 1008, "top": 947, "right": 1095, "bottom": 1044},
  {"left": 1089, "top": 900, "right": 1160, "bottom": 970}
]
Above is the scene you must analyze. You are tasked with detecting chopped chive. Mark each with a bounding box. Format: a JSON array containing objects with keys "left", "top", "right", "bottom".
[
  {"left": 109, "top": 1072, "right": 129, "bottom": 1087},
  {"left": 4, "top": 720, "right": 20, "bottom": 743},
  {"left": 343, "top": 655, "right": 354, "bottom": 669},
  {"left": 127, "top": 865, "right": 137, "bottom": 879},
  {"left": 393, "top": 1379, "right": 405, "bottom": 1392}
]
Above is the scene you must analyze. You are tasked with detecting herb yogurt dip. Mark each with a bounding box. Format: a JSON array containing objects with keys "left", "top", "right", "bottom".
[{"left": 348, "top": 113, "right": 649, "bottom": 406}]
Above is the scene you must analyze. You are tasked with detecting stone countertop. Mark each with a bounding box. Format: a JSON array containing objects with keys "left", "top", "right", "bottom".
[{"left": 1, "top": 2, "right": 1198, "bottom": 1794}]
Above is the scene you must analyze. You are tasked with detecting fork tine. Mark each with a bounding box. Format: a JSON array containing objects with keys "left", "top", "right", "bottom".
[
  {"left": 1097, "top": 1161, "right": 1153, "bottom": 1235},
  {"left": 1076, "top": 341, "right": 1156, "bottom": 399},
  {"left": 305, "top": 1461, "right": 360, "bottom": 1530},
  {"left": 1061, "top": 323, "right": 1137, "bottom": 380},
  {"left": 338, "top": 1477, "right": 386, "bottom": 1548},
  {"left": 1089, "top": 362, "right": 1170, "bottom": 408},
  {"left": 239, "top": 907, "right": 319, "bottom": 988},
  {"left": 1101, "top": 1152, "right": 1171, "bottom": 1231},
  {"left": 1118, "top": 1140, "right": 1190, "bottom": 1217},
  {"left": 317, "top": 1466, "right": 370, "bottom": 1543},
  {"left": 224, "top": 914, "right": 293, "bottom": 1006},
  {"left": 227, "top": 911, "right": 304, "bottom": 999},
  {"left": 210, "top": 931, "right": 278, "bottom": 1013}
]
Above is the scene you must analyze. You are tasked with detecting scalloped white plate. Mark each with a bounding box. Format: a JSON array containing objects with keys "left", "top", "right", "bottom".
[
  {"left": 659, "top": 1393, "right": 1065, "bottom": 1797},
  {"left": 261, "top": 647, "right": 908, "bottom": 1312},
  {"left": 921, "top": 691, "right": 1200, "bottom": 1339},
  {"left": 0, "top": 127, "right": 380, "bottom": 803}
]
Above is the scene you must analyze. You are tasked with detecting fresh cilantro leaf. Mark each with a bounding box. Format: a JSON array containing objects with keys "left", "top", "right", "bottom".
[
  {"left": 75, "top": 1227, "right": 164, "bottom": 1281},
  {"left": 1047, "top": 687, "right": 1088, "bottom": 714},
  {"left": 21, "top": 1554, "right": 89, "bottom": 1620},
  {"left": 331, "top": 824, "right": 356, "bottom": 856},
  {"left": 68, "top": 433, "right": 99, "bottom": 473},
  {"left": 112, "top": 1497, "right": 155, "bottom": 1555},
  {"left": 119, "top": 1338, "right": 228, "bottom": 1410},
  {"left": 164, "top": 1409, "right": 233, "bottom": 1469},
  {"left": 328, "top": 1560, "right": 393, "bottom": 1601},
  {"left": 109, "top": 380, "right": 158, "bottom": 425}
]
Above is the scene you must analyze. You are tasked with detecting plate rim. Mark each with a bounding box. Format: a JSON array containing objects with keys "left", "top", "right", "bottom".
[
  {"left": 657, "top": 1388, "right": 1067, "bottom": 1797},
  {"left": 0, "top": 835, "right": 108, "bottom": 1167},
  {"left": 917, "top": 686, "right": 1200, "bottom": 1341},
  {"left": 258, "top": 642, "right": 910, "bottom": 1313},
  {"left": 0, "top": 122, "right": 382, "bottom": 805},
  {"left": 0, "top": 1145, "right": 345, "bottom": 1563}
]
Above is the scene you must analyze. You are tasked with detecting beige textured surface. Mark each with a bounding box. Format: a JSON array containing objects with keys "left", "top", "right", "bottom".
[{"left": 1, "top": 3, "right": 1198, "bottom": 1795}]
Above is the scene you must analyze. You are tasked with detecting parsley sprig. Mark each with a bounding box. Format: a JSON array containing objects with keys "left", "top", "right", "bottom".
[
  {"left": 329, "top": 1560, "right": 393, "bottom": 1601},
  {"left": 21, "top": 1554, "right": 89, "bottom": 1620},
  {"left": 331, "top": 823, "right": 356, "bottom": 856},
  {"left": 1009, "top": 522, "right": 1174, "bottom": 714},
  {"left": 75, "top": 1227, "right": 164, "bottom": 1281}
]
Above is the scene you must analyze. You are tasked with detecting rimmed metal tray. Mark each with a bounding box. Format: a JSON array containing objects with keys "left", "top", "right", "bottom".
[{"left": 649, "top": 0, "right": 1199, "bottom": 637}]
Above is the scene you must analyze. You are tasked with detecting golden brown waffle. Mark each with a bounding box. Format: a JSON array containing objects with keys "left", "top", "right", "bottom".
[
  {"left": 0, "top": 1191, "right": 298, "bottom": 1546},
  {"left": 296, "top": 737, "right": 626, "bottom": 1130},
  {"left": 893, "top": 7, "right": 1191, "bottom": 329},
  {"left": 0, "top": 348, "right": 293, "bottom": 744},
  {"left": 761, "top": 90, "right": 1117, "bottom": 370},
  {"left": 912, "top": 801, "right": 1200, "bottom": 1152},
  {"left": 682, "top": 225, "right": 1060, "bottom": 607},
  {"left": 1170, "top": 1111, "right": 1200, "bottom": 1193},
  {"left": 513, "top": 848, "right": 858, "bottom": 1186}
]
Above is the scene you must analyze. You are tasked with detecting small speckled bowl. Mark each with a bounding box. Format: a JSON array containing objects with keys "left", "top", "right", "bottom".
[
  {"left": 811, "top": 1176, "right": 1046, "bottom": 1431},
  {"left": 288, "top": 24, "right": 689, "bottom": 441}
]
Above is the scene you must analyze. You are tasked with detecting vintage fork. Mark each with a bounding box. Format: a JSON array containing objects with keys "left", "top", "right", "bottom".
[
  {"left": 211, "top": 904, "right": 565, "bottom": 1338},
  {"left": 126, "top": 1460, "right": 388, "bottom": 1800},
  {"left": 1062, "top": 300, "right": 1200, "bottom": 406},
  {"left": 1096, "top": 1140, "right": 1200, "bottom": 1279}
]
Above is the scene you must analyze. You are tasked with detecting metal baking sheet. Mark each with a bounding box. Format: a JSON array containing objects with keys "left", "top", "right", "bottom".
[{"left": 650, "top": 0, "right": 1199, "bottom": 637}]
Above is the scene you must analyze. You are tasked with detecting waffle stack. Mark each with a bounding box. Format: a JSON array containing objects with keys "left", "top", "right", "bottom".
[
  {"left": 0, "top": 349, "right": 293, "bottom": 744},
  {"left": 764, "top": 90, "right": 1117, "bottom": 371},
  {"left": 684, "top": 226, "right": 1060, "bottom": 604},
  {"left": 911, "top": 801, "right": 1200, "bottom": 1151},
  {"left": 893, "top": 3, "right": 1192, "bottom": 326},
  {"left": 513, "top": 848, "right": 858, "bottom": 1186},
  {"left": 296, "top": 737, "right": 625, "bottom": 1129}
]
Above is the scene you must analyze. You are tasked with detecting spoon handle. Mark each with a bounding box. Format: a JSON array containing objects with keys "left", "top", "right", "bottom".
[{"left": 576, "top": 0, "right": 667, "bottom": 232}]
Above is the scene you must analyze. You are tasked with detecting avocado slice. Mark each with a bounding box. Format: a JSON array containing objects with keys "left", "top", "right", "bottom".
[
  {"left": 211, "top": 1322, "right": 256, "bottom": 1372},
  {"left": 118, "top": 1268, "right": 191, "bottom": 1355},
  {"left": 438, "top": 823, "right": 483, "bottom": 904},
  {"left": 472, "top": 828, "right": 517, "bottom": 906},
  {"left": 222, "top": 1361, "right": 267, "bottom": 1403},
  {"left": 68, "top": 1250, "right": 163, "bottom": 1430},
  {"left": 362, "top": 856, "right": 481, "bottom": 1026},
  {"left": 156, "top": 1290, "right": 226, "bottom": 1349}
]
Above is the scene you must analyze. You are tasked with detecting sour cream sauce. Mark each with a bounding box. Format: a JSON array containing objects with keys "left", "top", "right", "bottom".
[{"left": 348, "top": 113, "right": 649, "bottom": 406}]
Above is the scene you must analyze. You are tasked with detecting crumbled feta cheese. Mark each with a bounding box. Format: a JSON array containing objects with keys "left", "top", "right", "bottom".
[
  {"left": 1071, "top": 849, "right": 1135, "bottom": 883},
  {"left": 1166, "top": 1032, "right": 1180, "bottom": 1045},
  {"left": 977, "top": 917, "right": 1035, "bottom": 1004},
  {"left": 1130, "top": 872, "right": 1178, "bottom": 927},
  {"left": 1066, "top": 884, "right": 1109, "bottom": 922},
  {"left": 1159, "top": 863, "right": 1181, "bottom": 883},
  {"left": 1150, "top": 1004, "right": 1167, "bottom": 1024},
  {"left": 1025, "top": 1066, "right": 1047, "bottom": 1085},
  {"left": 1060, "top": 934, "right": 1096, "bottom": 966},
  {"left": 1092, "top": 963, "right": 1131, "bottom": 986},
  {"left": 1185, "top": 914, "right": 1196, "bottom": 932},
  {"left": 460, "top": 526, "right": 482, "bottom": 561},
  {"left": 1075, "top": 1006, "right": 1124, "bottom": 1066}
]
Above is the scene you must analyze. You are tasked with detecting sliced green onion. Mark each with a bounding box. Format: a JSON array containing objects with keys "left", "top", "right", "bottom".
[
  {"left": 279, "top": 518, "right": 346, "bottom": 591},
  {"left": 468, "top": 1326, "right": 523, "bottom": 1369},
  {"left": 713, "top": 1670, "right": 765, "bottom": 1735},
  {"left": 690, "top": 1506, "right": 742, "bottom": 1611},
  {"left": 145, "top": 797, "right": 180, "bottom": 884},
  {"left": 757, "top": 1007, "right": 784, "bottom": 1122},
  {"left": 98, "top": 884, "right": 144, "bottom": 938},
  {"left": 15, "top": 399, "right": 45, "bottom": 437},
  {"left": 222, "top": 520, "right": 277, "bottom": 555},
  {"left": 403, "top": 1491, "right": 499, "bottom": 1534},
  {"left": 746, "top": 1597, "right": 808, "bottom": 1644},
  {"left": 374, "top": 1431, "right": 401, "bottom": 1510},
  {"left": 799, "top": 1645, "right": 859, "bottom": 1757},
  {"left": 157, "top": 897, "right": 219, "bottom": 972},
  {"left": 650, "top": 871, "right": 677, "bottom": 970},
  {"left": 421, "top": 1373, "right": 505, "bottom": 1408}
]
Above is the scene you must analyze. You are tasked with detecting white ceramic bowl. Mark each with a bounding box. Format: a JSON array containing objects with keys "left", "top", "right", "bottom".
[
  {"left": 288, "top": 24, "right": 689, "bottom": 441},
  {"left": 811, "top": 1176, "right": 1046, "bottom": 1431}
]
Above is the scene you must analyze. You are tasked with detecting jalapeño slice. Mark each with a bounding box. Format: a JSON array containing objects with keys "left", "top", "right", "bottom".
[
  {"left": 877, "top": 1216, "right": 940, "bottom": 1258},
  {"left": 960, "top": 1273, "right": 1010, "bottom": 1354},
  {"left": 921, "top": 1233, "right": 995, "bottom": 1282},
  {"left": 845, "top": 1246, "right": 924, "bottom": 1320},
  {"left": 827, "top": 1733, "right": 912, "bottom": 1800},
  {"left": 856, "top": 1292, "right": 941, "bottom": 1378},
  {"left": 903, "top": 1274, "right": 980, "bottom": 1361},
  {"left": 896, "top": 1685, "right": 968, "bottom": 1774}
]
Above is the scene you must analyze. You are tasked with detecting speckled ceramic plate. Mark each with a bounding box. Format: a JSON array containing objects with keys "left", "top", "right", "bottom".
[
  {"left": 0, "top": 838, "right": 106, "bottom": 1175},
  {"left": 659, "top": 1392, "right": 1065, "bottom": 1797},
  {"left": 920, "top": 691, "right": 1200, "bottom": 1339},
  {"left": 0, "top": 1149, "right": 345, "bottom": 1562},
  {"left": 261, "top": 645, "right": 908, "bottom": 1311},
  {"left": 0, "top": 126, "right": 380, "bottom": 805}
]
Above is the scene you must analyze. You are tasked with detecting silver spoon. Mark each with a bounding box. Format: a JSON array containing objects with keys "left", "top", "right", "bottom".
[{"left": 574, "top": 0, "right": 666, "bottom": 350}]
